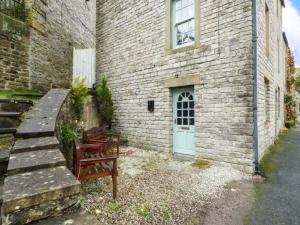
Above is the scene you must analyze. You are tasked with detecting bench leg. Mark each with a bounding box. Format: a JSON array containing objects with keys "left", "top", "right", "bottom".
[{"left": 112, "top": 159, "right": 117, "bottom": 199}]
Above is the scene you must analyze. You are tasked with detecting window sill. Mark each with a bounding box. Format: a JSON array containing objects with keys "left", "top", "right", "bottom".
[{"left": 165, "top": 43, "right": 206, "bottom": 55}]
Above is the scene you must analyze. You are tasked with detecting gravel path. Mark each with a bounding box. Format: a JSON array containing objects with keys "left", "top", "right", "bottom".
[{"left": 81, "top": 147, "right": 249, "bottom": 225}]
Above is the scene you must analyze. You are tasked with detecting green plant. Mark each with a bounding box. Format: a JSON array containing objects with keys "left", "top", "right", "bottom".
[
  {"left": 285, "top": 119, "right": 297, "bottom": 128},
  {"left": 95, "top": 76, "right": 114, "bottom": 128},
  {"left": 284, "top": 95, "right": 297, "bottom": 107},
  {"left": 70, "top": 78, "right": 89, "bottom": 120},
  {"left": 62, "top": 125, "right": 77, "bottom": 145},
  {"left": 109, "top": 202, "right": 121, "bottom": 212},
  {"left": 75, "top": 195, "right": 86, "bottom": 208},
  {"left": 135, "top": 207, "right": 151, "bottom": 219}
]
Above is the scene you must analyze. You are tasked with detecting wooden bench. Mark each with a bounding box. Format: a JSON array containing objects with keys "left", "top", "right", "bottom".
[
  {"left": 74, "top": 141, "right": 118, "bottom": 199},
  {"left": 82, "top": 127, "right": 120, "bottom": 156}
]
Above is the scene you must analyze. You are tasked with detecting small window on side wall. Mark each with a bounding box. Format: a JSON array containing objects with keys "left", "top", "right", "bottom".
[{"left": 172, "top": 0, "right": 195, "bottom": 48}]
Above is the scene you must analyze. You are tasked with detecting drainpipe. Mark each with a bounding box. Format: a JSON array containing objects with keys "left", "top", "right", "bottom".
[{"left": 252, "top": 0, "right": 260, "bottom": 175}]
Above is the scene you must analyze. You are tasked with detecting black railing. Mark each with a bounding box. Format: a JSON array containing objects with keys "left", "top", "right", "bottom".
[{"left": 0, "top": 0, "right": 26, "bottom": 22}]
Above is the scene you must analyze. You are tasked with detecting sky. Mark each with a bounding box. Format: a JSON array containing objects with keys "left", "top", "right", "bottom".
[{"left": 283, "top": 0, "right": 300, "bottom": 66}]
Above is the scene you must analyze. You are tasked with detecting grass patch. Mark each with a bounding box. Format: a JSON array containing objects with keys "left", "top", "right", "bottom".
[
  {"left": 0, "top": 89, "right": 42, "bottom": 103},
  {"left": 0, "top": 134, "right": 14, "bottom": 150},
  {"left": 135, "top": 207, "right": 151, "bottom": 219},
  {"left": 192, "top": 159, "right": 211, "bottom": 169},
  {"left": 109, "top": 202, "right": 121, "bottom": 212}
]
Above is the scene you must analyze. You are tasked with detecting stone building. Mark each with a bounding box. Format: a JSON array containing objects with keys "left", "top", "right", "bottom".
[
  {"left": 0, "top": 0, "right": 96, "bottom": 91},
  {"left": 96, "top": 0, "right": 286, "bottom": 173}
]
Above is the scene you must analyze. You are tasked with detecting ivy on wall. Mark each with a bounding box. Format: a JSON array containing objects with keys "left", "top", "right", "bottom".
[{"left": 285, "top": 48, "right": 297, "bottom": 128}]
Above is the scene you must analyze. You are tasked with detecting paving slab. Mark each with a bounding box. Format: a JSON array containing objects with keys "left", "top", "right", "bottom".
[
  {"left": 16, "top": 89, "right": 69, "bottom": 138},
  {"left": 2, "top": 166, "right": 81, "bottom": 213},
  {"left": 12, "top": 136, "right": 60, "bottom": 154},
  {"left": 7, "top": 149, "right": 66, "bottom": 176}
]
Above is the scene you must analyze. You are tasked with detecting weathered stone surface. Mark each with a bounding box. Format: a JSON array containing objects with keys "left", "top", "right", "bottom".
[
  {"left": 0, "top": 150, "right": 10, "bottom": 163},
  {"left": 0, "top": 128, "right": 16, "bottom": 135},
  {"left": 31, "top": 210, "right": 101, "bottom": 225},
  {"left": 2, "top": 195, "right": 79, "bottom": 225},
  {"left": 0, "top": 112, "right": 21, "bottom": 118},
  {"left": 0, "top": 33, "right": 30, "bottom": 89},
  {"left": 12, "top": 136, "right": 60, "bottom": 154},
  {"left": 16, "top": 89, "right": 69, "bottom": 138},
  {"left": 7, "top": 149, "right": 66, "bottom": 176},
  {"left": 2, "top": 166, "right": 81, "bottom": 214}
]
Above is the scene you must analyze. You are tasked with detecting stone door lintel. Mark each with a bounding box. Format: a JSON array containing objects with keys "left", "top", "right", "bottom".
[{"left": 163, "top": 75, "right": 201, "bottom": 88}]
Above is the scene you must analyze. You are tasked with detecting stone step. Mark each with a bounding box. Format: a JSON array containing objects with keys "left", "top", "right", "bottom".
[
  {"left": 12, "top": 137, "right": 60, "bottom": 154},
  {"left": 0, "top": 118, "right": 20, "bottom": 129},
  {"left": 0, "top": 112, "right": 21, "bottom": 118},
  {"left": 0, "top": 150, "right": 9, "bottom": 179},
  {"left": 2, "top": 166, "right": 81, "bottom": 224},
  {"left": 7, "top": 149, "right": 66, "bottom": 176},
  {"left": 15, "top": 89, "right": 69, "bottom": 138},
  {"left": 0, "top": 99, "right": 33, "bottom": 113},
  {"left": 0, "top": 128, "right": 16, "bottom": 135}
]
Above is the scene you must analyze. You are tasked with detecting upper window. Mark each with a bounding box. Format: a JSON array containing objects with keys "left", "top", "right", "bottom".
[{"left": 172, "top": 0, "right": 195, "bottom": 48}]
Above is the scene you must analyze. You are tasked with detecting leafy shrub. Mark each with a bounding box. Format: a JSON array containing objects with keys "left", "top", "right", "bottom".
[
  {"left": 70, "top": 78, "right": 89, "bottom": 120},
  {"left": 62, "top": 125, "right": 77, "bottom": 145},
  {"left": 284, "top": 95, "right": 297, "bottom": 107},
  {"left": 95, "top": 76, "right": 114, "bottom": 128},
  {"left": 285, "top": 119, "right": 297, "bottom": 128}
]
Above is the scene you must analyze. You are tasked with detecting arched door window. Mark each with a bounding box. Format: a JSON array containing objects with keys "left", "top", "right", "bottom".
[{"left": 176, "top": 92, "right": 194, "bottom": 125}]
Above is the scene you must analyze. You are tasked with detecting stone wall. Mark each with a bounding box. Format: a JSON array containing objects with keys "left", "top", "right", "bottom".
[
  {"left": 0, "top": 0, "right": 96, "bottom": 91},
  {"left": 0, "top": 32, "right": 30, "bottom": 89},
  {"left": 29, "top": 0, "right": 96, "bottom": 91},
  {"left": 256, "top": 0, "right": 286, "bottom": 160},
  {"left": 96, "top": 0, "right": 254, "bottom": 172}
]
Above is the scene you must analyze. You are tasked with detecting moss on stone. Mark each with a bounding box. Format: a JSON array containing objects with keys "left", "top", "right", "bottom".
[{"left": 192, "top": 159, "right": 211, "bottom": 169}]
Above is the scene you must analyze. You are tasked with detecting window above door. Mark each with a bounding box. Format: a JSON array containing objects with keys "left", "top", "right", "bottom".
[
  {"left": 172, "top": 0, "right": 195, "bottom": 48},
  {"left": 166, "top": 0, "right": 200, "bottom": 53}
]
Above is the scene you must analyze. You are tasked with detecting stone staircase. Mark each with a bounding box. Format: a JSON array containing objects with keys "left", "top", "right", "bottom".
[{"left": 1, "top": 89, "right": 81, "bottom": 225}]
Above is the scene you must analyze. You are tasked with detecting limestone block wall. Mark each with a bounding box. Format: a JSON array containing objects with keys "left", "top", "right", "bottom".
[
  {"left": 0, "top": 33, "right": 30, "bottom": 89},
  {"left": 96, "top": 0, "right": 255, "bottom": 172},
  {"left": 256, "top": 0, "right": 286, "bottom": 160}
]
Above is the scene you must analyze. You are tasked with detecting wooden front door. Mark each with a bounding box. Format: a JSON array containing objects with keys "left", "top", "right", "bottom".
[{"left": 173, "top": 87, "right": 195, "bottom": 156}]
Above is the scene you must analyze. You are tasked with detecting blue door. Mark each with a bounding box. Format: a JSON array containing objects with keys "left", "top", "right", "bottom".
[{"left": 173, "top": 87, "right": 195, "bottom": 156}]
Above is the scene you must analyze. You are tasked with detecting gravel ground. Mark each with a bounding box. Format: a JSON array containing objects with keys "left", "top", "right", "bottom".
[{"left": 81, "top": 147, "right": 249, "bottom": 225}]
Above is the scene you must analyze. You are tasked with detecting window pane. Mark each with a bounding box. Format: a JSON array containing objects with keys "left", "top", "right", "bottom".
[
  {"left": 177, "top": 102, "right": 182, "bottom": 109},
  {"left": 189, "top": 110, "right": 194, "bottom": 117},
  {"left": 175, "top": 0, "right": 181, "bottom": 10},
  {"left": 189, "top": 101, "right": 194, "bottom": 108},
  {"left": 177, "top": 118, "right": 182, "bottom": 125},
  {"left": 182, "top": 0, "right": 190, "bottom": 7},
  {"left": 183, "top": 110, "right": 188, "bottom": 117},
  {"left": 188, "top": 5, "right": 194, "bottom": 18},
  {"left": 183, "top": 118, "right": 188, "bottom": 125},
  {"left": 190, "top": 118, "right": 195, "bottom": 125},
  {"left": 177, "top": 110, "right": 182, "bottom": 117},
  {"left": 189, "top": 94, "right": 193, "bottom": 101},
  {"left": 176, "top": 10, "right": 182, "bottom": 22},
  {"left": 183, "top": 102, "right": 188, "bottom": 109}
]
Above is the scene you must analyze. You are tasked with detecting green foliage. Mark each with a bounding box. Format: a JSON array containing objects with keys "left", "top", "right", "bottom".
[
  {"left": 135, "top": 207, "right": 151, "bottom": 219},
  {"left": 285, "top": 95, "right": 297, "bottom": 107},
  {"left": 70, "top": 78, "right": 89, "bottom": 120},
  {"left": 62, "top": 125, "right": 77, "bottom": 145},
  {"left": 95, "top": 76, "right": 114, "bottom": 127},
  {"left": 109, "top": 202, "right": 121, "bottom": 212},
  {"left": 296, "top": 73, "right": 300, "bottom": 91},
  {"left": 285, "top": 119, "right": 297, "bottom": 128}
]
